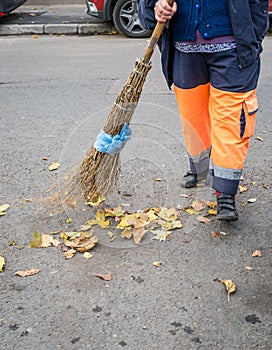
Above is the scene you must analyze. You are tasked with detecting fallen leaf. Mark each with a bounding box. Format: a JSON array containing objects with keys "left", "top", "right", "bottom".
[
  {"left": 87, "top": 195, "right": 105, "bottom": 207},
  {"left": 254, "top": 136, "right": 264, "bottom": 142},
  {"left": 29, "top": 231, "right": 42, "bottom": 248},
  {"left": 239, "top": 185, "right": 248, "bottom": 193},
  {"left": 0, "top": 256, "right": 5, "bottom": 272},
  {"left": 66, "top": 218, "right": 72, "bottom": 223},
  {"left": 247, "top": 198, "right": 257, "bottom": 203},
  {"left": 95, "top": 210, "right": 110, "bottom": 228},
  {"left": 207, "top": 209, "right": 217, "bottom": 215},
  {"left": 63, "top": 249, "right": 76, "bottom": 259},
  {"left": 207, "top": 201, "right": 217, "bottom": 209},
  {"left": 62, "top": 231, "right": 98, "bottom": 253},
  {"left": 14, "top": 268, "right": 40, "bottom": 277},
  {"left": 158, "top": 219, "right": 182, "bottom": 230},
  {"left": 251, "top": 181, "right": 258, "bottom": 186},
  {"left": 245, "top": 266, "right": 253, "bottom": 271},
  {"left": 32, "top": 35, "right": 39, "bottom": 39},
  {"left": 180, "top": 193, "right": 190, "bottom": 198},
  {"left": 191, "top": 200, "right": 206, "bottom": 211},
  {"left": 28, "top": 13, "right": 37, "bottom": 17},
  {"left": 48, "top": 162, "right": 60, "bottom": 171},
  {"left": 65, "top": 198, "right": 76, "bottom": 209},
  {"left": 153, "top": 261, "right": 162, "bottom": 267},
  {"left": 95, "top": 273, "right": 112, "bottom": 281},
  {"left": 219, "top": 279, "right": 236, "bottom": 302},
  {"left": 151, "top": 230, "right": 171, "bottom": 242},
  {"left": 184, "top": 208, "right": 202, "bottom": 215},
  {"left": 196, "top": 216, "right": 211, "bottom": 223},
  {"left": 252, "top": 250, "right": 262, "bottom": 257},
  {"left": 0, "top": 204, "right": 10, "bottom": 216},
  {"left": 40, "top": 234, "right": 61, "bottom": 248},
  {"left": 211, "top": 231, "right": 222, "bottom": 239},
  {"left": 83, "top": 252, "right": 93, "bottom": 259},
  {"left": 158, "top": 207, "right": 178, "bottom": 222},
  {"left": 154, "top": 178, "right": 162, "bottom": 181}
]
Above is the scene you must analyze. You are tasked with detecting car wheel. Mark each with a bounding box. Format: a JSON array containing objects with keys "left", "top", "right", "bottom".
[{"left": 112, "top": 0, "right": 151, "bottom": 38}]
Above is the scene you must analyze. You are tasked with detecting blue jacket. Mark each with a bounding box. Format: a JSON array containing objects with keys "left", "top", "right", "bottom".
[{"left": 138, "top": 0, "right": 269, "bottom": 88}]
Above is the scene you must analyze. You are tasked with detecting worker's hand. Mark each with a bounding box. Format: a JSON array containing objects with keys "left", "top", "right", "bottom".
[{"left": 154, "top": 0, "right": 177, "bottom": 23}]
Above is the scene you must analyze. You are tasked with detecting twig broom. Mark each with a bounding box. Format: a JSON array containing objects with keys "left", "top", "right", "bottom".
[{"left": 62, "top": 4, "right": 174, "bottom": 208}]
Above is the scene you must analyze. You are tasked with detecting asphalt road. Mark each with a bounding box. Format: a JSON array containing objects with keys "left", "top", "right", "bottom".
[{"left": 0, "top": 35, "right": 271, "bottom": 349}]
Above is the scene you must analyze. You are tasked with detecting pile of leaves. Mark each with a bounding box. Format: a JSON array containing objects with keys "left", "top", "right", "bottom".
[{"left": 80, "top": 205, "right": 182, "bottom": 245}]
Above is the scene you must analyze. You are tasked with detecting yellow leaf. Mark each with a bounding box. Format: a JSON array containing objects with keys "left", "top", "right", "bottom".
[
  {"left": 239, "top": 185, "right": 248, "bottom": 193},
  {"left": 252, "top": 250, "right": 262, "bottom": 257},
  {"left": 29, "top": 231, "right": 42, "bottom": 248},
  {"left": 116, "top": 216, "right": 131, "bottom": 229},
  {"left": 87, "top": 195, "right": 105, "bottom": 207},
  {"left": 95, "top": 210, "right": 110, "bottom": 229},
  {"left": 207, "top": 209, "right": 217, "bottom": 215},
  {"left": 14, "top": 268, "right": 40, "bottom": 277},
  {"left": 144, "top": 209, "right": 158, "bottom": 222},
  {"left": 32, "top": 35, "right": 39, "bottom": 39},
  {"left": 219, "top": 279, "right": 236, "bottom": 302},
  {"left": 184, "top": 208, "right": 201, "bottom": 215},
  {"left": 121, "top": 228, "right": 133, "bottom": 239},
  {"left": 83, "top": 252, "right": 93, "bottom": 259},
  {"left": 158, "top": 207, "right": 178, "bottom": 221},
  {"left": 153, "top": 261, "right": 162, "bottom": 267},
  {"left": 66, "top": 218, "right": 72, "bottom": 223},
  {"left": 158, "top": 219, "right": 182, "bottom": 230},
  {"left": 48, "top": 162, "right": 60, "bottom": 171},
  {"left": 0, "top": 204, "right": 9, "bottom": 212},
  {"left": 0, "top": 256, "right": 5, "bottom": 272},
  {"left": 104, "top": 205, "right": 124, "bottom": 218},
  {"left": 207, "top": 201, "right": 217, "bottom": 209}
]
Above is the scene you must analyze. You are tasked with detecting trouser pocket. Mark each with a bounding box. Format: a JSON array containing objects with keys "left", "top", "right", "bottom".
[{"left": 240, "top": 93, "right": 258, "bottom": 139}]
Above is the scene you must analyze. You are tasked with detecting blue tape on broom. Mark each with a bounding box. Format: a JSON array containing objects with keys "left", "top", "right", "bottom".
[{"left": 93, "top": 123, "right": 132, "bottom": 155}]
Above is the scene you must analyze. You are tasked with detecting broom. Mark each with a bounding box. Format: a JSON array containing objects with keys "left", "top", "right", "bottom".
[{"left": 72, "top": 1, "right": 174, "bottom": 206}]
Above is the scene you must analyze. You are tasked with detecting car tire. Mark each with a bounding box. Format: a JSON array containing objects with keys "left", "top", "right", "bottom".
[{"left": 112, "top": 0, "right": 151, "bottom": 38}]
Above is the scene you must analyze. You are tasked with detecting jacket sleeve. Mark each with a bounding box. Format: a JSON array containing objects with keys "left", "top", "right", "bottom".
[
  {"left": 249, "top": 0, "right": 269, "bottom": 43},
  {"left": 137, "top": 0, "right": 157, "bottom": 30}
]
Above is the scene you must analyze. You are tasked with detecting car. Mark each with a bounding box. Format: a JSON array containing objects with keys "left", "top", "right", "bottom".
[
  {"left": 85, "top": 0, "right": 151, "bottom": 38},
  {"left": 86, "top": 0, "right": 272, "bottom": 38},
  {"left": 0, "top": 0, "right": 27, "bottom": 17}
]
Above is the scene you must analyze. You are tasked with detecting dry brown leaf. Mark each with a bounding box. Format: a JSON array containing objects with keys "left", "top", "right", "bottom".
[
  {"left": 196, "top": 216, "right": 211, "bottom": 223},
  {"left": 219, "top": 279, "right": 236, "bottom": 302},
  {"left": 41, "top": 234, "right": 61, "bottom": 248},
  {"left": 252, "top": 250, "right": 262, "bottom": 257},
  {"left": 95, "top": 273, "right": 112, "bottom": 281},
  {"left": 191, "top": 200, "right": 206, "bottom": 211},
  {"left": 211, "top": 231, "right": 222, "bottom": 239},
  {"left": 63, "top": 249, "right": 76, "bottom": 259},
  {"left": 14, "top": 268, "right": 40, "bottom": 277}
]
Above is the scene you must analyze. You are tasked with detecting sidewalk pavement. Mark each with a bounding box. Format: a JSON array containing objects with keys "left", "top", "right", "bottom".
[{"left": 0, "top": 4, "right": 116, "bottom": 35}]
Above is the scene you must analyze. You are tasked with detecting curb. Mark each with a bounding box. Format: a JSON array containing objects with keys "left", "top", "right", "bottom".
[{"left": 0, "top": 23, "right": 116, "bottom": 36}]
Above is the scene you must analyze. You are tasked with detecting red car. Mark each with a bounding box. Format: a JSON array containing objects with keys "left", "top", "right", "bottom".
[{"left": 86, "top": 0, "right": 272, "bottom": 38}]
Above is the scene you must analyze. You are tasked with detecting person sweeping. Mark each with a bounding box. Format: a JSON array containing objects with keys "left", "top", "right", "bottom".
[{"left": 138, "top": 0, "right": 269, "bottom": 221}]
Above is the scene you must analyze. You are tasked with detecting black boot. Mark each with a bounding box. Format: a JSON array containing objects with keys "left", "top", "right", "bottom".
[
  {"left": 181, "top": 170, "right": 207, "bottom": 189},
  {"left": 216, "top": 193, "right": 238, "bottom": 221}
]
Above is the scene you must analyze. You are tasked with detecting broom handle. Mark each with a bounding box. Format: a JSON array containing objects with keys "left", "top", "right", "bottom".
[{"left": 142, "top": 0, "right": 175, "bottom": 64}]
